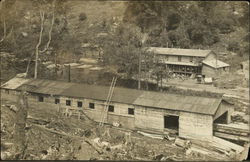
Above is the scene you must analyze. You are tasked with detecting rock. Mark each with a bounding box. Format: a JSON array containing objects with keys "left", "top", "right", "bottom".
[
  {"left": 21, "top": 32, "right": 28, "bottom": 37},
  {"left": 112, "top": 122, "right": 120, "bottom": 127},
  {"left": 10, "top": 105, "right": 18, "bottom": 112},
  {"left": 154, "top": 154, "right": 164, "bottom": 160},
  {"left": 111, "top": 144, "right": 123, "bottom": 150}
]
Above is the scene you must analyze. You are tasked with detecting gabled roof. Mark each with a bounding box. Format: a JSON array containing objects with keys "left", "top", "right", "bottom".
[
  {"left": 0, "top": 77, "right": 30, "bottom": 90},
  {"left": 147, "top": 47, "right": 212, "bottom": 57},
  {"left": 133, "top": 91, "right": 221, "bottom": 115},
  {"left": 1, "top": 77, "right": 222, "bottom": 115},
  {"left": 202, "top": 59, "right": 230, "bottom": 68}
]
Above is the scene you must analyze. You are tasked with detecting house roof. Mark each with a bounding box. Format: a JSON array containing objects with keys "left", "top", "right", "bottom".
[
  {"left": 1, "top": 77, "right": 222, "bottom": 115},
  {"left": 147, "top": 47, "right": 212, "bottom": 57},
  {"left": 202, "top": 59, "right": 230, "bottom": 68}
]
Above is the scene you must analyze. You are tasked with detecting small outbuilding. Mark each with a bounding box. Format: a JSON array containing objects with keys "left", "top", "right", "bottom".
[{"left": 202, "top": 59, "right": 230, "bottom": 78}]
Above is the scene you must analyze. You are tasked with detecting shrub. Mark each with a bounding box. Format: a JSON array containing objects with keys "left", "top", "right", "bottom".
[{"left": 79, "top": 12, "right": 87, "bottom": 21}]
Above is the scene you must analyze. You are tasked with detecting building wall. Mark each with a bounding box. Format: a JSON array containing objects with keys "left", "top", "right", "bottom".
[
  {"left": 158, "top": 54, "right": 205, "bottom": 64},
  {"left": 179, "top": 112, "right": 213, "bottom": 140},
  {"left": 202, "top": 64, "right": 229, "bottom": 78},
  {"left": 202, "top": 64, "right": 216, "bottom": 78},
  {"left": 135, "top": 106, "right": 164, "bottom": 132},
  {"left": 1, "top": 88, "right": 216, "bottom": 140},
  {"left": 23, "top": 93, "right": 135, "bottom": 129},
  {"left": 204, "top": 52, "right": 216, "bottom": 61}
]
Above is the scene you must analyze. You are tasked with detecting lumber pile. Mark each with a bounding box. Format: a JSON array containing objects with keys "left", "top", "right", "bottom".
[
  {"left": 174, "top": 136, "right": 246, "bottom": 160},
  {"left": 214, "top": 123, "right": 250, "bottom": 142}
]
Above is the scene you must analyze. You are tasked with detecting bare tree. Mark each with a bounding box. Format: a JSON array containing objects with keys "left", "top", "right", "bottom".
[
  {"left": 33, "top": 0, "right": 56, "bottom": 79},
  {"left": 0, "top": 0, "right": 8, "bottom": 43}
]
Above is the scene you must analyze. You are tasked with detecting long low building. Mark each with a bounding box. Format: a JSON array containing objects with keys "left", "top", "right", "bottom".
[{"left": 1, "top": 77, "right": 234, "bottom": 140}]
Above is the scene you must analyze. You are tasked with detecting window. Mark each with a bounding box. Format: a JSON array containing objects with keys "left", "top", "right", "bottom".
[
  {"left": 166, "top": 56, "right": 169, "bottom": 61},
  {"left": 38, "top": 96, "right": 44, "bottom": 102},
  {"left": 66, "top": 100, "right": 71, "bottom": 106},
  {"left": 190, "top": 57, "right": 193, "bottom": 62},
  {"left": 77, "top": 101, "right": 83, "bottom": 108},
  {"left": 55, "top": 98, "right": 60, "bottom": 104},
  {"left": 128, "top": 108, "right": 134, "bottom": 115},
  {"left": 5, "top": 89, "right": 9, "bottom": 94},
  {"left": 89, "top": 103, "right": 95, "bottom": 109},
  {"left": 178, "top": 56, "right": 182, "bottom": 62},
  {"left": 108, "top": 105, "right": 114, "bottom": 112}
]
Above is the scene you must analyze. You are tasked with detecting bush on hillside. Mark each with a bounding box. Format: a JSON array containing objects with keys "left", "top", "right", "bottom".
[{"left": 79, "top": 12, "right": 87, "bottom": 21}]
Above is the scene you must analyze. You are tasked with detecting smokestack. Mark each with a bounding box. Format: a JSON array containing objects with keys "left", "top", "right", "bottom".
[{"left": 68, "top": 64, "right": 71, "bottom": 82}]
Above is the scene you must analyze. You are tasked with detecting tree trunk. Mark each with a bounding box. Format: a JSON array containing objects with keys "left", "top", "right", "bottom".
[
  {"left": 14, "top": 91, "right": 28, "bottom": 159},
  {"left": 34, "top": 11, "right": 45, "bottom": 79}
]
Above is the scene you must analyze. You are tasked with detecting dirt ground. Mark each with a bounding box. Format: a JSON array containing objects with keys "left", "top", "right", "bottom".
[{"left": 0, "top": 97, "right": 229, "bottom": 161}]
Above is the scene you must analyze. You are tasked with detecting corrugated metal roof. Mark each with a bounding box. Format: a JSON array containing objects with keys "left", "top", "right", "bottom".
[
  {"left": 17, "top": 79, "right": 73, "bottom": 95},
  {"left": 60, "top": 83, "right": 143, "bottom": 104},
  {"left": 148, "top": 47, "right": 212, "bottom": 57},
  {"left": 202, "top": 59, "right": 230, "bottom": 68},
  {"left": 0, "top": 77, "right": 30, "bottom": 90},
  {"left": 133, "top": 91, "right": 221, "bottom": 115},
  {"left": 3, "top": 77, "right": 221, "bottom": 115}
]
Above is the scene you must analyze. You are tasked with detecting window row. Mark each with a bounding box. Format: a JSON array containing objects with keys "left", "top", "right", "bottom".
[{"left": 37, "top": 96, "right": 134, "bottom": 115}]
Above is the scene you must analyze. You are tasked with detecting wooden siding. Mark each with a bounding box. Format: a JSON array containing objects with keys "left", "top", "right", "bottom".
[
  {"left": 1, "top": 90, "right": 217, "bottom": 140},
  {"left": 202, "top": 64, "right": 216, "bottom": 78},
  {"left": 204, "top": 51, "right": 216, "bottom": 61},
  {"left": 179, "top": 112, "right": 213, "bottom": 140},
  {"left": 135, "top": 106, "right": 164, "bottom": 132},
  {"left": 202, "top": 64, "right": 229, "bottom": 78},
  {"left": 158, "top": 55, "right": 204, "bottom": 64}
]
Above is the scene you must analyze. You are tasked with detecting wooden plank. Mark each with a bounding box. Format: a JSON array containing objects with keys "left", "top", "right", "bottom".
[
  {"left": 214, "top": 123, "right": 250, "bottom": 133},
  {"left": 214, "top": 132, "right": 250, "bottom": 142},
  {"left": 137, "top": 131, "right": 164, "bottom": 139},
  {"left": 212, "top": 136, "right": 245, "bottom": 153},
  {"left": 214, "top": 128, "right": 249, "bottom": 136}
]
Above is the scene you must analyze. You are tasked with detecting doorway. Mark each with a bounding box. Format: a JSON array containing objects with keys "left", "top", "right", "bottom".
[
  {"left": 164, "top": 115, "right": 179, "bottom": 130},
  {"left": 214, "top": 111, "right": 228, "bottom": 124}
]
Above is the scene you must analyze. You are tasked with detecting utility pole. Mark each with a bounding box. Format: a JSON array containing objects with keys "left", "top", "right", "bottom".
[
  {"left": 138, "top": 50, "right": 141, "bottom": 90},
  {"left": 216, "top": 52, "right": 218, "bottom": 76}
]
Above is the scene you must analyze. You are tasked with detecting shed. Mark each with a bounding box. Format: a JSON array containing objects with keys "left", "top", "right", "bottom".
[{"left": 202, "top": 59, "right": 230, "bottom": 78}]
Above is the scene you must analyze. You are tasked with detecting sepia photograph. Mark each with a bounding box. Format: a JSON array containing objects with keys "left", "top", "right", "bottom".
[{"left": 0, "top": 0, "right": 249, "bottom": 161}]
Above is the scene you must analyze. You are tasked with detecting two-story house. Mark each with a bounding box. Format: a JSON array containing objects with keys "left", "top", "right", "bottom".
[{"left": 147, "top": 47, "right": 230, "bottom": 78}]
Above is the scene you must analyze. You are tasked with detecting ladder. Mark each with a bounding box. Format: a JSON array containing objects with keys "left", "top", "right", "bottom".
[{"left": 99, "top": 76, "right": 117, "bottom": 127}]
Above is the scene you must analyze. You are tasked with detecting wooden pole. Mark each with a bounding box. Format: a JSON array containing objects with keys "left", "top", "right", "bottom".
[
  {"left": 68, "top": 65, "right": 71, "bottom": 82},
  {"left": 138, "top": 51, "right": 141, "bottom": 90}
]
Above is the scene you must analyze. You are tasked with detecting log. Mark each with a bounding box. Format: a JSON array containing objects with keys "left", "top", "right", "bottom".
[
  {"left": 85, "top": 139, "right": 103, "bottom": 154},
  {"left": 175, "top": 138, "right": 189, "bottom": 148},
  {"left": 137, "top": 131, "right": 163, "bottom": 140},
  {"left": 32, "top": 124, "right": 104, "bottom": 154}
]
